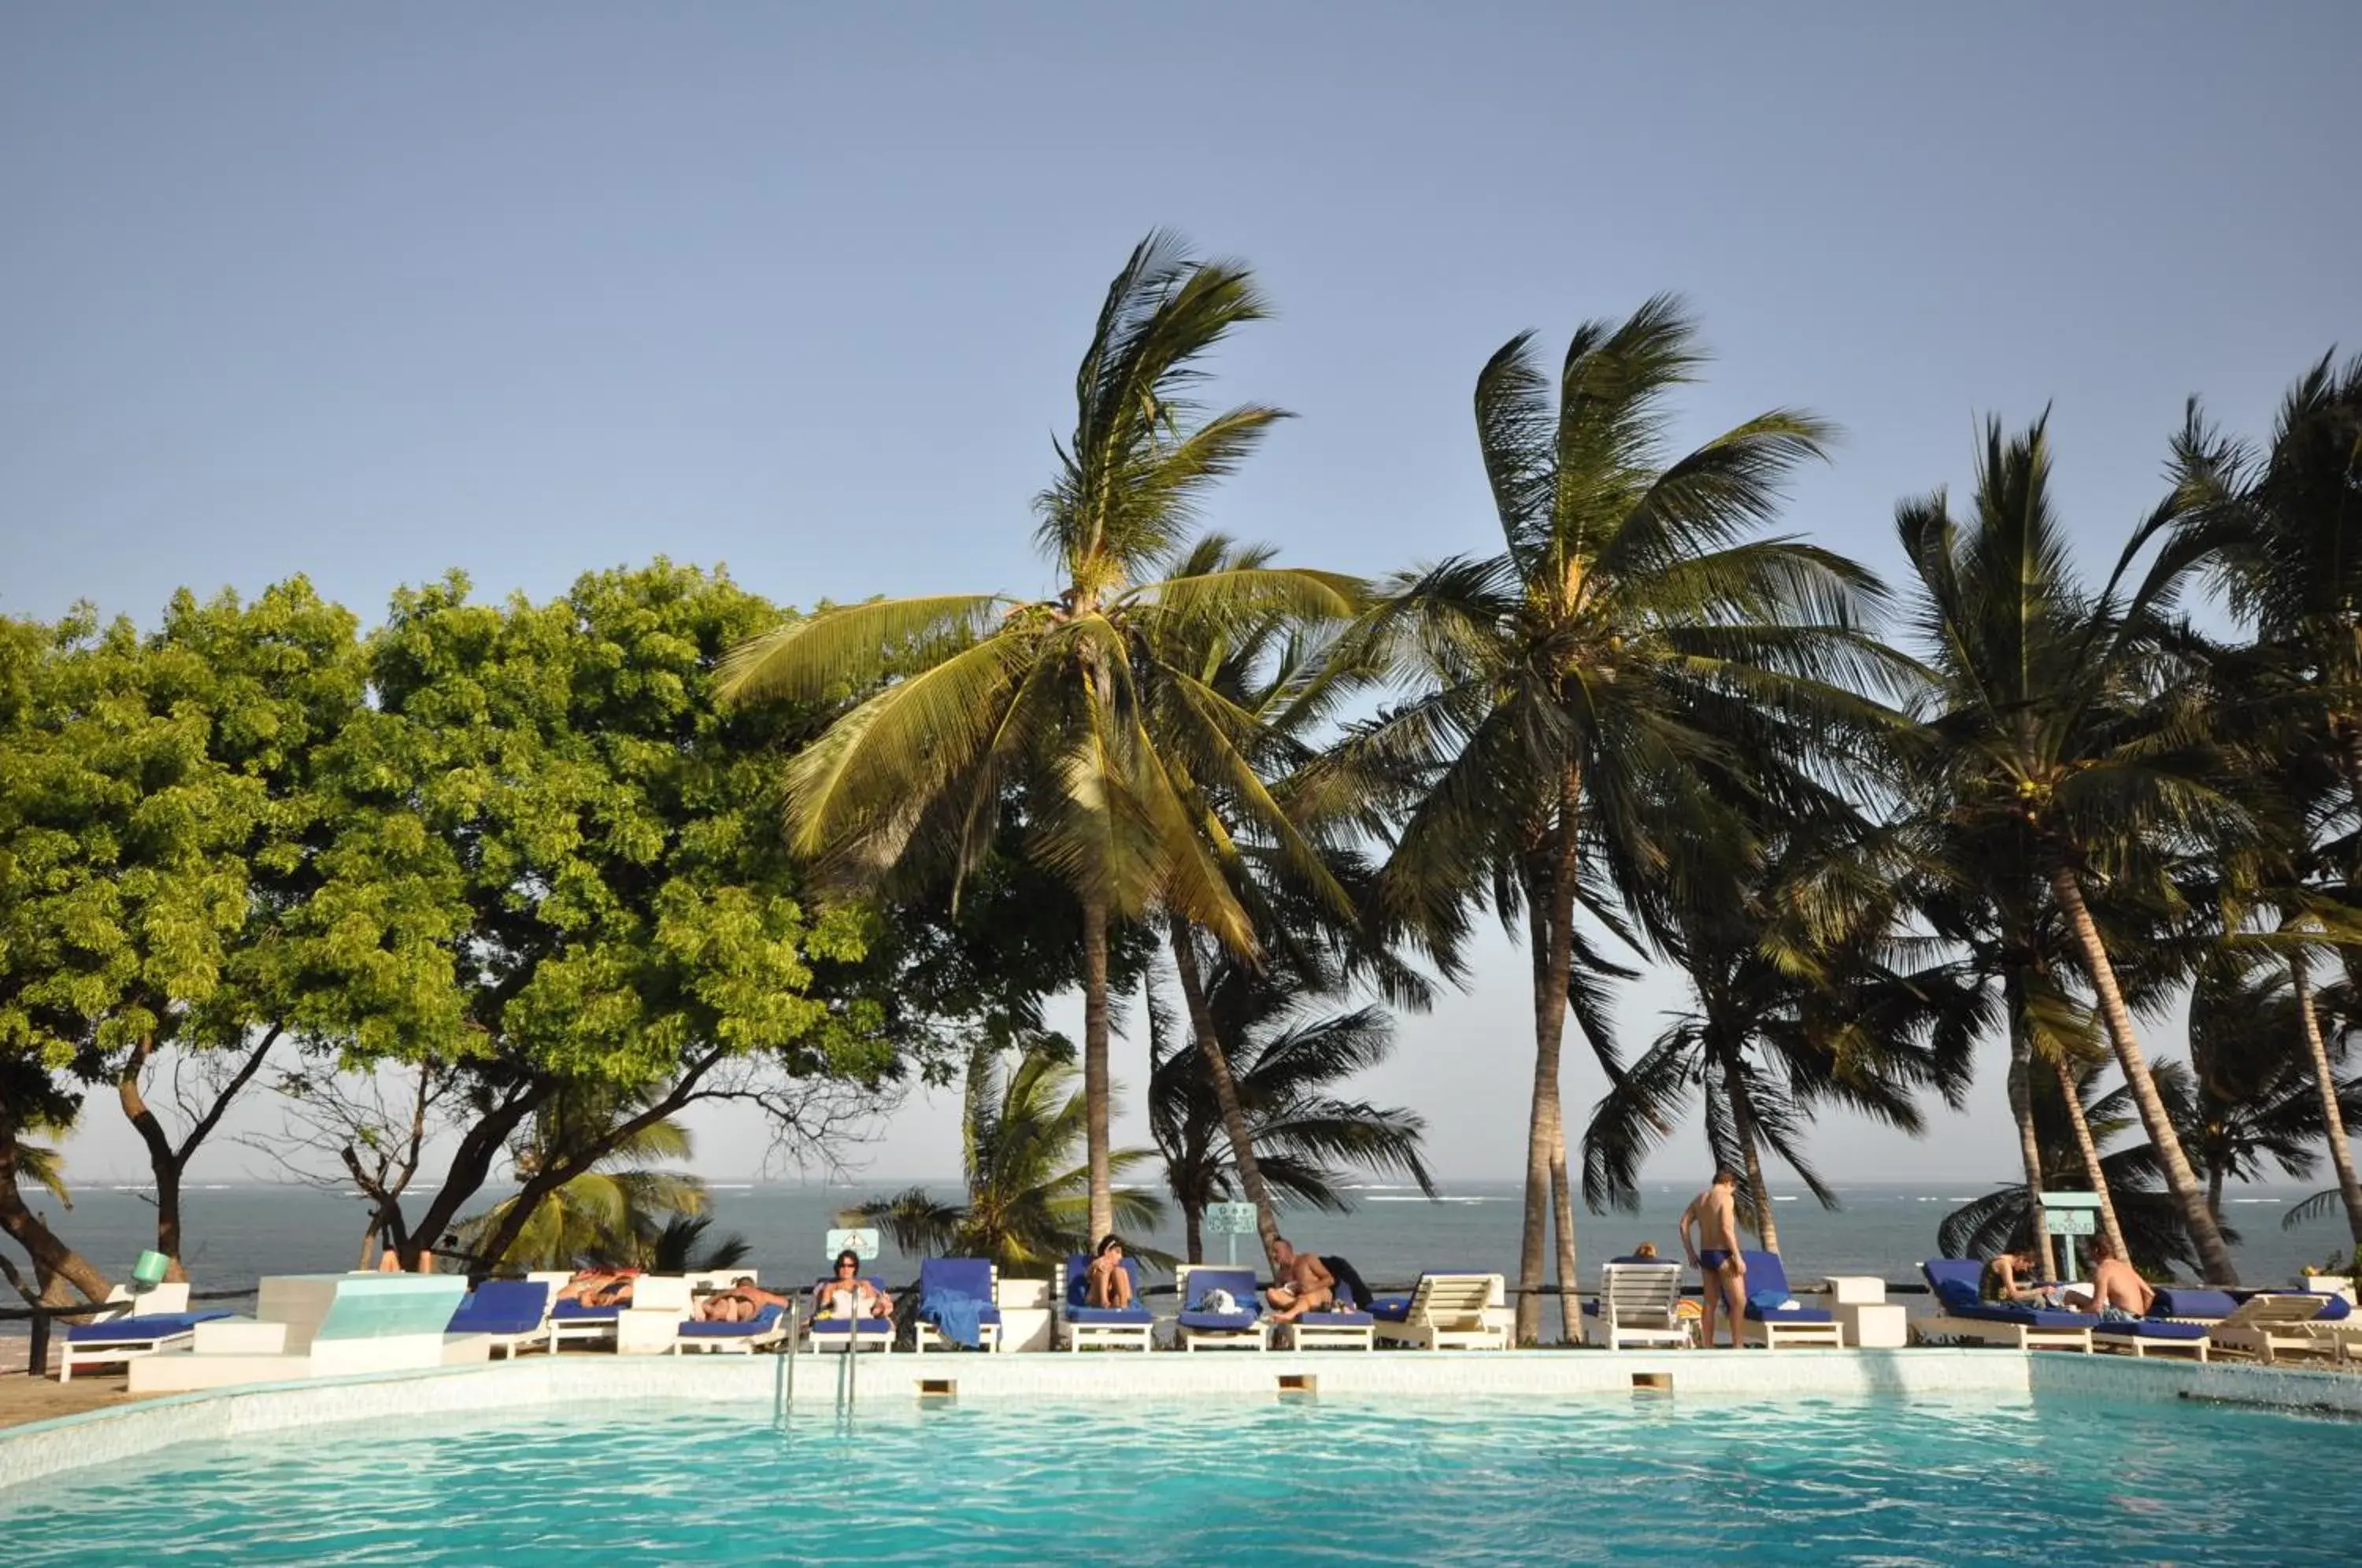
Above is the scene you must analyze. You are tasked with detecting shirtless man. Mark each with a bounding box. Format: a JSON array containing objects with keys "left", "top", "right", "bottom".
[
  {"left": 1679, "top": 1170, "right": 1746, "bottom": 1348},
  {"left": 699, "top": 1278, "right": 794, "bottom": 1322},
  {"left": 2066, "top": 1236, "right": 2153, "bottom": 1318},
  {"left": 1264, "top": 1237, "right": 1335, "bottom": 1323}
]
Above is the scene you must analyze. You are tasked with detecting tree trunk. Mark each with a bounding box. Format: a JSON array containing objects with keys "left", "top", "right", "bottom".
[
  {"left": 1184, "top": 1202, "right": 1204, "bottom": 1267},
  {"left": 2049, "top": 867, "right": 2238, "bottom": 1283},
  {"left": 2051, "top": 1057, "right": 2129, "bottom": 1264},
  {"left": 403, "top": 1082, "right": 550, "bottom": 1269},
  {"left": 1516, "top": 770, "right": 1583, "bottom": 1346},
  {"left": 1721, "top": 1053, "right": 1779, "bottom": 1254},
  {"left": 2004, "top": 979, "right": 2056, "bottom": 1279},
  {"left": 1548, "top": 1130, "right": 1580, "bottom": 1344},
  {"left": 2206, "top": 1164, "right": 2225, "bottom": 1219},
  {"left": 1081, "top": 891, "right": 1115, "bottom": 1246},
  {"left": 116, "top": 1039, "right": 187, "bottom": 1282},
  {"left": 1170, "top": 923, "right": 1284, "bottom": 1273},
  {"left": 2291, "top": 952, "right": 2362, "bottom": 1244},
  {"left": 0, "top": 1139, "right": 113, "bottom": 1305}
]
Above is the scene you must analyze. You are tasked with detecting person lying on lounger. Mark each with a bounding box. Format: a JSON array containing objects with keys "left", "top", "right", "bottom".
[
  {"left": 698, "top": 1278, "right": 794, "bottom": 1322},
  {"left": 812, "top": 1251, "right": 893, "bottom": 1319},
  {"left": 1264, "top": 1237, "right": 1335, "bottom": 1322},
  {"left": 2063, "top": 1236, "right": 2153, "bottom": 1319},
  {"left": 556, "top": 1268, "right": 639, "bottom": 1307},
  {"left": 1082, "top": 1235, "right": 1135, "bottom": 1308}
]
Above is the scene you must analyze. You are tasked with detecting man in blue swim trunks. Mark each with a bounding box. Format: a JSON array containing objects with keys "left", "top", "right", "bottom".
[{"left": 1679, "top": 1170, "right": 1746, "bottom": 1348}]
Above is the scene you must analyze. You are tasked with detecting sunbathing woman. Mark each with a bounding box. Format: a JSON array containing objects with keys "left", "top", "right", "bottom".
[
  {"left": 812, "top": 1251, "right": 893, "bottom": 1319},
  {"left": 555, "top": 1267, "right": 639, "bottom": 1307},
  {"left": 1082, "top": 1235, "right": 1134, "bottom": 1309}
]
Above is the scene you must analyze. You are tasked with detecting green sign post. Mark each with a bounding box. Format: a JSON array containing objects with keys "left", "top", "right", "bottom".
[
  {"left": 2039, "top": 1192, "right": 2103, "bottom": 1281},
  {"left": 1205, "top": 1202, "right": 1259, "bottom": 1266}
]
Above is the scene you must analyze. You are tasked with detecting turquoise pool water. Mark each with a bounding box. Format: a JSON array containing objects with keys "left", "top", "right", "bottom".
[{"left": 6, "top": 1392, "right": 2355, "bottom": 1564}]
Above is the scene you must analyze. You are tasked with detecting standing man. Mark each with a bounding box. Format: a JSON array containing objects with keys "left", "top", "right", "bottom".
[{"left": 1679, "top": 1170, "right": 1747, "bottom": 1348}]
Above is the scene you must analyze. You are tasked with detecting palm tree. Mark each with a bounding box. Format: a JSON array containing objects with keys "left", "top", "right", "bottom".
[
  {"left": 720, "top": 235, "right": 1358, "bottom": 1242},
  {"left": 853, "top": 1036, "right": 1164, "bottom": 1271},
  {"left": 1335, "top": 298, "right": 1895, "bottom": 1340},
  {"left": 1941, "top": 1063, "right": 2223, "bottom": 1278},
  {"left": 2169, "top": 353, "right": 2362, "bottom": 1244},
  {"left": 1583, "top": 830, "right": 1979, "bottom": 1252},
  {"left": 1895, "top": 416, "right": 2245, "bottom": 1283},
  {"left": 2183, "top": 959, "right": 2361, "bottom": 1215},
  {"left": 455, "top": 1105, "right": 716, "bottom": 1271},
  {"left": 1148, "top": 946, "right": 1438, "bottom": 1263}
]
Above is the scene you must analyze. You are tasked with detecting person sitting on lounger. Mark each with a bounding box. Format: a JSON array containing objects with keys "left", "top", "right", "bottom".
[
  {"left": 2064, "top": 1236, "right": 2153, "bottom": 1319},
  {"left": 1980, "top": 1249, "right": 2062, "bottom": 1309},
  {"left": 1082, "top": 1235, "right": 1135, "bottom": 1309},
  {"left": 1680, "top": 1170, "right": 1747, "bottom": 1348},
  {"left": 699, "top": 1278, "right": 794, "bottom": 1322},
  {"left": 813, "top": 1251, "right": 892, "bottom": 1319},
  {"left": 1264, "top": 1237, "right": 1335, "bottom": 1323}
]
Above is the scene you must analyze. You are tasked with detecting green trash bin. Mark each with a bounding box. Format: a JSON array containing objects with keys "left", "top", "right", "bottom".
[{"left": 131, "top": 1249, "right": 172, "bottom": 1289}]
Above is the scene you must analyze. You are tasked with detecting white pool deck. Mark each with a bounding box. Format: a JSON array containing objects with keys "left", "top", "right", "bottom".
[{"left": 4, "top": 1347, "right": 2357, "bottom": 1493}]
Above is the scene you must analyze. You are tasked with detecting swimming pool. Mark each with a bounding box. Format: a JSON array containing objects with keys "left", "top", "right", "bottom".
[{"left": 6, "top": 1391, "right": 2354, "bottom": 1564}]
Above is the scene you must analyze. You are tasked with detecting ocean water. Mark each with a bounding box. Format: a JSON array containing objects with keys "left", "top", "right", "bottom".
[
  {"left": 5, "top": 1392, "right": 2357, "bottom": 1564},
  {"left": 6, "top": 1178, "right": 2342, "bottom": 1314}
]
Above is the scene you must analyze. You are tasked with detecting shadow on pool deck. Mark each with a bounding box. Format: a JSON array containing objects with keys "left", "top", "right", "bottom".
[{"left": 0, "top": 1373, "right": 137, "bottom": 1429}]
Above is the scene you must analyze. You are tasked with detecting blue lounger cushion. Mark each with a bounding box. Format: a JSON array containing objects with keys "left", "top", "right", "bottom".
[
  {"left": 1735, "top": 1251, "right": 1831, "bottom": 1322},
  {"left": 1368, "top": 1295, "right": 1412, "bottom": 1322},
  {"left": 807, "top": 1316, "right": 894, "bottom": 1334},
  {"left": 1950, "top": 1301, "right": 2098, "bottom": 1329},
  {"left": 2094, "top": 1317, "right": 2208, "bottom": 1341},
  {"left": 66, "top": 1311, "right": 231, "bottom": 1344},
  {"left": 1177, "top": 1309, "right": 1261, "bottom": 1332},
  {"left": 2151, "top": 1287, "right": 2239, "bottom": 1319},
  {"left": 2310, "top": 1293, "right": 2350, "bottom": 1321},
  {"left": 680, "top": 1304, "right": 786, "bottom": 1339},
  {"left": 1745, "top": 1302, "right": 1834, "bottom": 1323},
  {"left": 1066, "top": 1305, "right": 1153, "bottom": 1325},
  {"left": 550, "top": 1299, "right": 622, "bottom": 1322},
  {"left": 447, "top": 1280, "right": 550, "bottom": 1336},
  {"left": 1293, "top": 1309, "right": 1374, "bottom": 1326}
]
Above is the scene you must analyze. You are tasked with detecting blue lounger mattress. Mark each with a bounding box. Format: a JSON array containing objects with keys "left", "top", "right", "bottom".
[
  {"left": 680, "top": 1304, "right": 786, "bottom": 1339},
  {"left": 807, "top": 1316, "right": 894, "bottom": 1334},
  {"left": 2093, "top": 1318, "right": 2208, "bottom": 1341},
  {"left": 66, "top": 1311, "right": 231, "bottom": 1344},
  {"left": 1176, "top": 1309, "right": 1261, "bottom": 1332},
  {"left": 1065, "top": 1305, "right": 1153, "bottom": 1326}
]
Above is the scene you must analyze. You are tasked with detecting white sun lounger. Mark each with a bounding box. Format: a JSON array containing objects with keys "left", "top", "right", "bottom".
[
  {"left": 1370, "top": 1273, "right": 1510, "bottom": 1350},
  {"left": 2205, "top": 1293, "right": 2347, "bottom": 1364},
  {"left": 1585, "top": 1262, "right": 1689, "bottom": 1350},
  {"left": 1173, "top": 1265, "right": 1269, "bottom": 1351},
  {"left": 1055, "top": 1256, "right": 1155, "bottom": 1351}
]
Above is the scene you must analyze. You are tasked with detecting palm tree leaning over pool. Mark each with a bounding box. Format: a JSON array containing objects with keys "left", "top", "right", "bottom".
[
  {"left": 1332, "top": 298, "right": 1898, "bottom": 1341},
  {"left": 1895, "top": 415, "right": 2244, "bottom": 1283},
  {"left": 2168, "top": 353, "right": 2362, "bottom": 1245},
  {"left": 720, "top": 234, "right": 1361, "bottom": 1243}
]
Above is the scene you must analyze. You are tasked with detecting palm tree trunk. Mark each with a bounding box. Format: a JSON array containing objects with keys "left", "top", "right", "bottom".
[
  {"left": 0, "top": 1137, "right": 112, "bottom": 1305},
  {"left": 1170, "top": 923, "right": 1283, "bottom": 1273},
  {"left": 2003, "top": 976, "right": 2056, "bottom": 1278},
  {"left": 1548, "top": 1133, "right": 1580, "bottom": 1344},
  {"left": 2050, "top": 1058, "right": 2129, "bottom": 1264},
  {"left": 2206, "top": 1163, "right": 2224, "bottom": 1219},
  {"left": 1184, "top": 1201, "right": 1204, "bottom": 1266},
  {"left": 2292, "top": 952, "right": 2362, "bottom": 1244},
  {"left": 1518, "top": 776, "right": 1583, "bottom": 1345},
  {"left": 2049, "top": 867, "right": 2238, "bottom": 1283},
  {"left": 1081, "top": 890, "right": 1115, "bottom": 1245},
  {"left": 1720, "top": 1054, "right": 1779, "bottom": 1253}
]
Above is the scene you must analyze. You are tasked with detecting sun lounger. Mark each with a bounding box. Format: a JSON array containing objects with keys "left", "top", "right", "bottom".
[
  {"left": 1174, "top": 1265, "right": 1268, "bottom": 1351},
  {"left": 1734, "top": 1251, "right": 1843, "bottom": 1348},
  {"left": 913, "top": 1258, "right": 1002, "bottom": 1354},
  {"left": 2203, "top": 1292, "right": 2346, "bottom": 1364},
  {"left": 1056, "top": 1256, "right": 1154, "bottom": 1352},
  {"left": 1370, "top": 1272, "right": 1509, "bottom": 1350},
  {"left": 59, "top": 1307, "right": 235, "bottom": 1381},
  {"left": 1916, "top": 1259, "right": 2094, "bottom": 1352},
  {"left": 804, "top": 1276, "right": 896, "bottom": 1353},
  {"left": 548, "top": 1288, "right": 629, "bottom": 1350},
  {"left": 444, "top": 1279, "right": 552, "bottom": 1359},
  {"left": 2090, "top": 1315, "right": 2209, "bottom": 1360},
  {"left": 674, "top": 1301, "right": 789, "bottom": 1354},
  {"left": 1585, "top": 1260, "right": 1688, "bottom": 1350},
  {"left": 2149, "top": 1287, "right": 2242, "bottom": 1322}
]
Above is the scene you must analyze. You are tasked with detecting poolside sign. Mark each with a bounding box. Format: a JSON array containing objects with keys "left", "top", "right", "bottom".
[
  {"left": 1206, "top": 1202, "right": 1259, "bottom": 1265},
  {"left": 825, "top": 1227, "right": 880, "bottom": 1260},
  {"left": 2040, "top": 1192, "right": 2102, "bottom": 1278}
]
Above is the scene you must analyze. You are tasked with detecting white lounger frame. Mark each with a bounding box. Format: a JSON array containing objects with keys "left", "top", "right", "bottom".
[
  {"left": 1373, "top": 1274, "right": 1510, "bottom": 1351},
  {"left": 58, "top": 1284, "right": 198, "bottom": 1382},
  {"left": 1912, "top": 1314, "right": 2093, "bottom": 1353},
  {"left": 1587, "top": 1263, "right": 1689, "bottom": 1350},
  {"left": 2195, "top": 1294, "right": 2344, "bottom": 1364},
  {"left": 1173, "top": 1264, "right": 1269, "bottom": 1352}
]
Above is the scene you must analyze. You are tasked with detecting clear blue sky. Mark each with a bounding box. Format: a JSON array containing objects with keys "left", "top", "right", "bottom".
[{"left": 7, "top": 3, "right": 2356, "bottom": 1185}]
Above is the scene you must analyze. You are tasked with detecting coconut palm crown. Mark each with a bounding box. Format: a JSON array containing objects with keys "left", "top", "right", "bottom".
[{"left": 719, "top": 234, "right": 1361, "bottom": 1241}]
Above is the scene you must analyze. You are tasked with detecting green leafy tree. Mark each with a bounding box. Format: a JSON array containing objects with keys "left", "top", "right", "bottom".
[
  {"left": 853, "top": 1036, "right": 1164, "bottom": 1271},
  {"left": 334, "top": 561, "right": 901, "bottom": 1267},
  {"left": 720, "top": 234, "right": 1357, "bottom": 1243},
  {"left": 1894, "top": 416, "right": 2244, "bottom": 1282},
  {"left": 1337, "top": 299, "right": 1892, "bottom": 1340}
]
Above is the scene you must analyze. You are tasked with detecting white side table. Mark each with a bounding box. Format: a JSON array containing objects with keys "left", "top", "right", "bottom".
[
  {"left": 1837, "top": 1302, "right": 1907, "bottom": 1348},
  {"left": 616, "top": 1309, "right": 687, "bottom": 1355},
  {"left": 1823, "top": 1275, "right": 1888, "bottom": 1307}
]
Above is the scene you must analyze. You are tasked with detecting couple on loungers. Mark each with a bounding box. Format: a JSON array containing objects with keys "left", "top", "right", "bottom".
[{"left": 1984, "top": 1237, "right": 2153, "bottom": 1318}]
